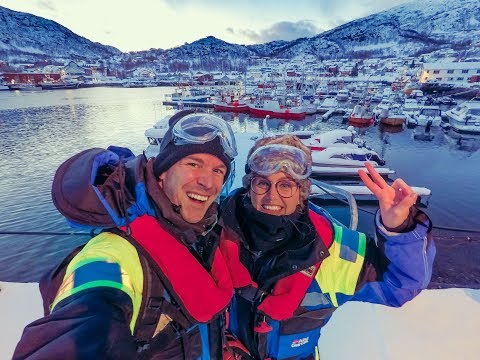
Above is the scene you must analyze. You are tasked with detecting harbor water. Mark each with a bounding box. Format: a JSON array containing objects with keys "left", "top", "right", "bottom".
[{"left": 0, "top": 87, "right": 479, "bottom": 283}]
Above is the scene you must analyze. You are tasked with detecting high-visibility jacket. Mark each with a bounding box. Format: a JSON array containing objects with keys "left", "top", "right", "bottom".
[
  {"left": 14, "top": 218, "right": 233, "bottom": 360},
  {"left": 220, "top": 193, "right": 435, "bottom": 360}
]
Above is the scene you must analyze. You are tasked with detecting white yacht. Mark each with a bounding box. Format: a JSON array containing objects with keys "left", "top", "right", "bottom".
[{"left": 444, "top": 99, "right": 480, "bottom": 133}]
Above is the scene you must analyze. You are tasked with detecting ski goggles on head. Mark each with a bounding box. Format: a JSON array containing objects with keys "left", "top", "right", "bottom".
[
  {"left": 247, "top": 144, "right": 311, "bottom": 180},
  {"left": 167, "top": 113, "right": 238, "bottom": 159}
]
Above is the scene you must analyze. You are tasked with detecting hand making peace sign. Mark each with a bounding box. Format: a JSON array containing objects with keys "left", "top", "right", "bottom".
[{"left": 358, "top": 162, "right": 417, "bottom": 229}]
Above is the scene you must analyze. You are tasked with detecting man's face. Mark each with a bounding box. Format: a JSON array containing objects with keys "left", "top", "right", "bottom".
[{"left": 159, "top": 153, "right": 227, "bottom": 223}]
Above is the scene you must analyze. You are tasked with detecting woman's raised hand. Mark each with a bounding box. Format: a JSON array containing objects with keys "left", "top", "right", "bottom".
[{"left": 358, "top": 162, "right": 417, "bottom": 229}]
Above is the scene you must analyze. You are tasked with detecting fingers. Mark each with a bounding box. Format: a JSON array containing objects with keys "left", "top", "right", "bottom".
[
  {"left": 391, "top": 178, "right": 414, "bottom": 195},
  {"left": 358, "top": 162, "right": 388, "bottom": 196},
  {"left": 401, "top": 193, "right": 418, "bottom": 208},
  {"left": 358, "top": 168, "right": 381, "bottom": 195},
  {"left": 364, "top": 162, "right": 388, "bottom": 189},
  {"left": 391, "top": 178, "right": 418, "bottom": 208}
]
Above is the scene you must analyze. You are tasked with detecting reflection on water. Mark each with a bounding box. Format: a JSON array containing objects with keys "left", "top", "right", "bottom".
[
  {"left": 378, "top": 123, "right": 404, "bottom": 134},
  {"left": 1, "top": 87, "right": 479, "bottom": 281},
  {"left": 444, "top": 129, "right": 480, "bottom": 153}
]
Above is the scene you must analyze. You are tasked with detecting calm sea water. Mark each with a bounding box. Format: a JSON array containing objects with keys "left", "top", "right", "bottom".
[{"left": 1, "top": 87, "right": 479, "bottom": 282}]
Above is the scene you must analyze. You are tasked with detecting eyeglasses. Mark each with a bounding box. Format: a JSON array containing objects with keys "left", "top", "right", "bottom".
[
  {"left": 163, "top": 112, "right": 238, "bottom": 159},
  {"left": 247, "top": 144, "right": 311, "bottom": 180},
  {"left": 250, "top": 176, "right": 299, "bottom": 198}
]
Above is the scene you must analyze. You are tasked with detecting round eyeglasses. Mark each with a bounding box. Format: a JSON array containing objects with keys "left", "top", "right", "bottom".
[{"left": 250, "top": 176, "right": 299, "bottom": 198}]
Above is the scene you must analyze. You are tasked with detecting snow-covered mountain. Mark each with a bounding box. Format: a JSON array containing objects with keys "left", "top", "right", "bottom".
[
  {"left": 1, "top": 0, "right": 479, "bottom": 67},
  {"left": 0, "top": 6, "right": 121, "bottom": 62},
  {"left": 147, "top": 0, "right": 480, "bottom": 66},
  {"left": 278, "top": 0, "right": 480, "bottom": 59}
]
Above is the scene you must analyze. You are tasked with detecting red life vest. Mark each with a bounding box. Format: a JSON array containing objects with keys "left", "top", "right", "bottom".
[
  {"left": 126, "top": 215, "right": 234, "bottom": 323},
  {"left": 219, "top": 210, "right": 333, "bottom": 321}
]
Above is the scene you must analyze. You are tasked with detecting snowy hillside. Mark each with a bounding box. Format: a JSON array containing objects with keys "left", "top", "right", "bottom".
[
  {"left": 0, "top": 0, "right": 479, "bottom": 66},
  {"left": 0, "top": 6, "right": 121, "bottom": 62},
  {"left": 279, "top": 0, "right": 480, "bottom": 58}
]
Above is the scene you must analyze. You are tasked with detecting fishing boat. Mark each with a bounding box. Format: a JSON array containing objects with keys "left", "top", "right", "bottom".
[
  {"left": 164, "top": 87, "right": 211, "bottom": 105},
  {"left": 212, "top": 95, "right": 250, "bottom": 112},
  {"left": 374, "top": 101, "right": 406, "bottom": 126},
  {"left": 248, "top": 99, "right": 306, "bottom": 120},
  {"left": 40, "top": 79, "right": 81, "bottom": 90},
  {"left": 7, "top": 83, "right": 41, "bottom": 91},
  {"left": 348, "top": 104, "right": 374, "bottom": 125}
]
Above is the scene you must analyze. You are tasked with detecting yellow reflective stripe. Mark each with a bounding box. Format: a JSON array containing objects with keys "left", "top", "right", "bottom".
[
  {"left": 315, "top": 224, "right": 366, "bottom": 307},
  {"left": 51, "top": 232, "right": 144, "bottom": 334}
]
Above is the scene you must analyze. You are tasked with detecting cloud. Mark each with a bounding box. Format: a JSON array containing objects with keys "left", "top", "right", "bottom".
[{"left": 234, "top": 20, "right": 322, "bottom": 44}]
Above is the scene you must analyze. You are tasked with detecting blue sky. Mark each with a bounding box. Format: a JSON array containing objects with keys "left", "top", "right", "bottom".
[{"left": 0, "top": 0, "right": 412, "bottom": 51}]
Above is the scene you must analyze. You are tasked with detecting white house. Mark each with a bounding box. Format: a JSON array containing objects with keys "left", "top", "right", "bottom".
[{"left": 420, "top": 62, "right": 480, "bottom": 86}]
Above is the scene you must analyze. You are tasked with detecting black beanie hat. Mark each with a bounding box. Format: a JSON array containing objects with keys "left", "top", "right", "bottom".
[{"left": 153, "top": 110, "right": 233, "bottom": 182}]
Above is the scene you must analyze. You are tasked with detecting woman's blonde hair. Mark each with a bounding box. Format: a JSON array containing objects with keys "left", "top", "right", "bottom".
[{"left": 243, "top": 134, "right": 312, "bottom": 207}]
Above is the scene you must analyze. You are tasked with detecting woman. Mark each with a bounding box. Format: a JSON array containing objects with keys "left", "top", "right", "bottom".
[{"left": 219, "top": 134, "right": 435, "bottom": 360}]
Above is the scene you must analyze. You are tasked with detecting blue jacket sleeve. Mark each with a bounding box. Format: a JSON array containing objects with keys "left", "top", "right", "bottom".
[
  {"left": 12, "top": 287, "right": 137, "bottom": 360},
  {"left": 351, "top": 209, "right": 436, "bottom": 307}
]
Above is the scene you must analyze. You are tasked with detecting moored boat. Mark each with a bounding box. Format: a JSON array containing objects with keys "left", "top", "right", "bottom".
[
  {"left": 40, "top": 80, "right": 81, "bottom": 90},
  {"left": 7, "top": 83, "right": 41, "bottom": 91},
  {"left": 212, "top": 95, "right": 250, "bottom": 112},
  {"left": 348, "top": 104, "right": 374, "bottom": 125},
  {"left": 444, "top": 98, "right": 480, "bottom": 133},
  {"left": 409, "top": 105, "right": 442, "bottom": 127},
  {"left": 248, "top": 99, "right": 306, "bottom": 120}
]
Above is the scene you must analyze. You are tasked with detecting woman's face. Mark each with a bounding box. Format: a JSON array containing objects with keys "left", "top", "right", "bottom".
[{"left": 249, "top": 172, "right": 300, "bottom": 216}]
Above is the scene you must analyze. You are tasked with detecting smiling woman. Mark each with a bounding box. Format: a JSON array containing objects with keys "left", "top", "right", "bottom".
[{"left": 218, "top": 133, "right": 436, "bottom": 359}]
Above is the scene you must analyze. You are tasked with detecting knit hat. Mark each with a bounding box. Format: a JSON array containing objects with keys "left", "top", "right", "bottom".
[{"left": 153, "top": 110, "right": 233, "bottom": 182}]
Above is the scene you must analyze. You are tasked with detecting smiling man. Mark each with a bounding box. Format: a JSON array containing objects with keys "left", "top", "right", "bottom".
[{"left": 13, "top": 110, "right": 237, "bottom": 359}]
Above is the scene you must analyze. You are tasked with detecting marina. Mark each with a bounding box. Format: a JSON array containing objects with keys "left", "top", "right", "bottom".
[
  {"left": 1, "top": 1, "right": 479, "bottom": 358},
  {"left": 0, "top": 86, "right": 479, "bottom": 288}
]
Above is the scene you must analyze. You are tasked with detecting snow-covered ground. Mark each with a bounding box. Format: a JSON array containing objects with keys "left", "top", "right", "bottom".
[{"left": 1, "top": 282, "right": 479, "bottom": 359}]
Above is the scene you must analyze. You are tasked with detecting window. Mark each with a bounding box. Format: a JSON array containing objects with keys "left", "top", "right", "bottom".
[
  {"left": 433, "top": 70, "right": 440, "bottom": 74},
  {"left": 426, "top": 70, "right": 430, "bottom": 74},
  {"left": 477, "top": 70, "right": 480, "bottom": 74},
  {"left": 457, "top": 77, "right": 464, "bottom": 81},
  {"left": 447, "top": 70, "right": 454, "bottom": 74},
  {"left": 462, "top": 70, "right": 469, "bottom": 74}
]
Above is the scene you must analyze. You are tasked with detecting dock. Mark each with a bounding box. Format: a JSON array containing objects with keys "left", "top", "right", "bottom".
[
  {"left": 310, "top": 183, "right": 431, "bottom": 203},
  {"left": 162, "top": 101, "right": 214, "bottom": 108},
  {"left": 311, "top": 165, "right": 395, "bottom": 177},
  {"left": 321, "top": 107, "right": 348, "bottom": 120}
]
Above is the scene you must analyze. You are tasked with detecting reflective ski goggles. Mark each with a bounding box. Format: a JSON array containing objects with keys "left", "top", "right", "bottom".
[
  {"left": 247, "top": 144, "right": 311, "bottom": 180},
  {"left": 166, "top": 113, "right": 238, "bottom": 159}
]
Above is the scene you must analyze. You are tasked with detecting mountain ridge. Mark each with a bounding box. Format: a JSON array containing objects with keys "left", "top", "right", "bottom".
[{"left": 1, "top": 0, "right": 479, "bottom": 69}]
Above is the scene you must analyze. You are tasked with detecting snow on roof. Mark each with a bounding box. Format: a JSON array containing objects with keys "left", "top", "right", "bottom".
[{"left": 423, "top": 62, "right": 480, "bottom": 70}]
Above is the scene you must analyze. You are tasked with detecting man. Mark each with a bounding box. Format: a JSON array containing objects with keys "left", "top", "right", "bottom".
[{"left": 13, "top": 110, "right": 237, "bottom": 359}]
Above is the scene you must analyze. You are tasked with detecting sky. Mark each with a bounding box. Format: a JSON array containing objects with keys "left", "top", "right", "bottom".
[{"left": 0, "top": 0, "right": 413, "bottom": 52}]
